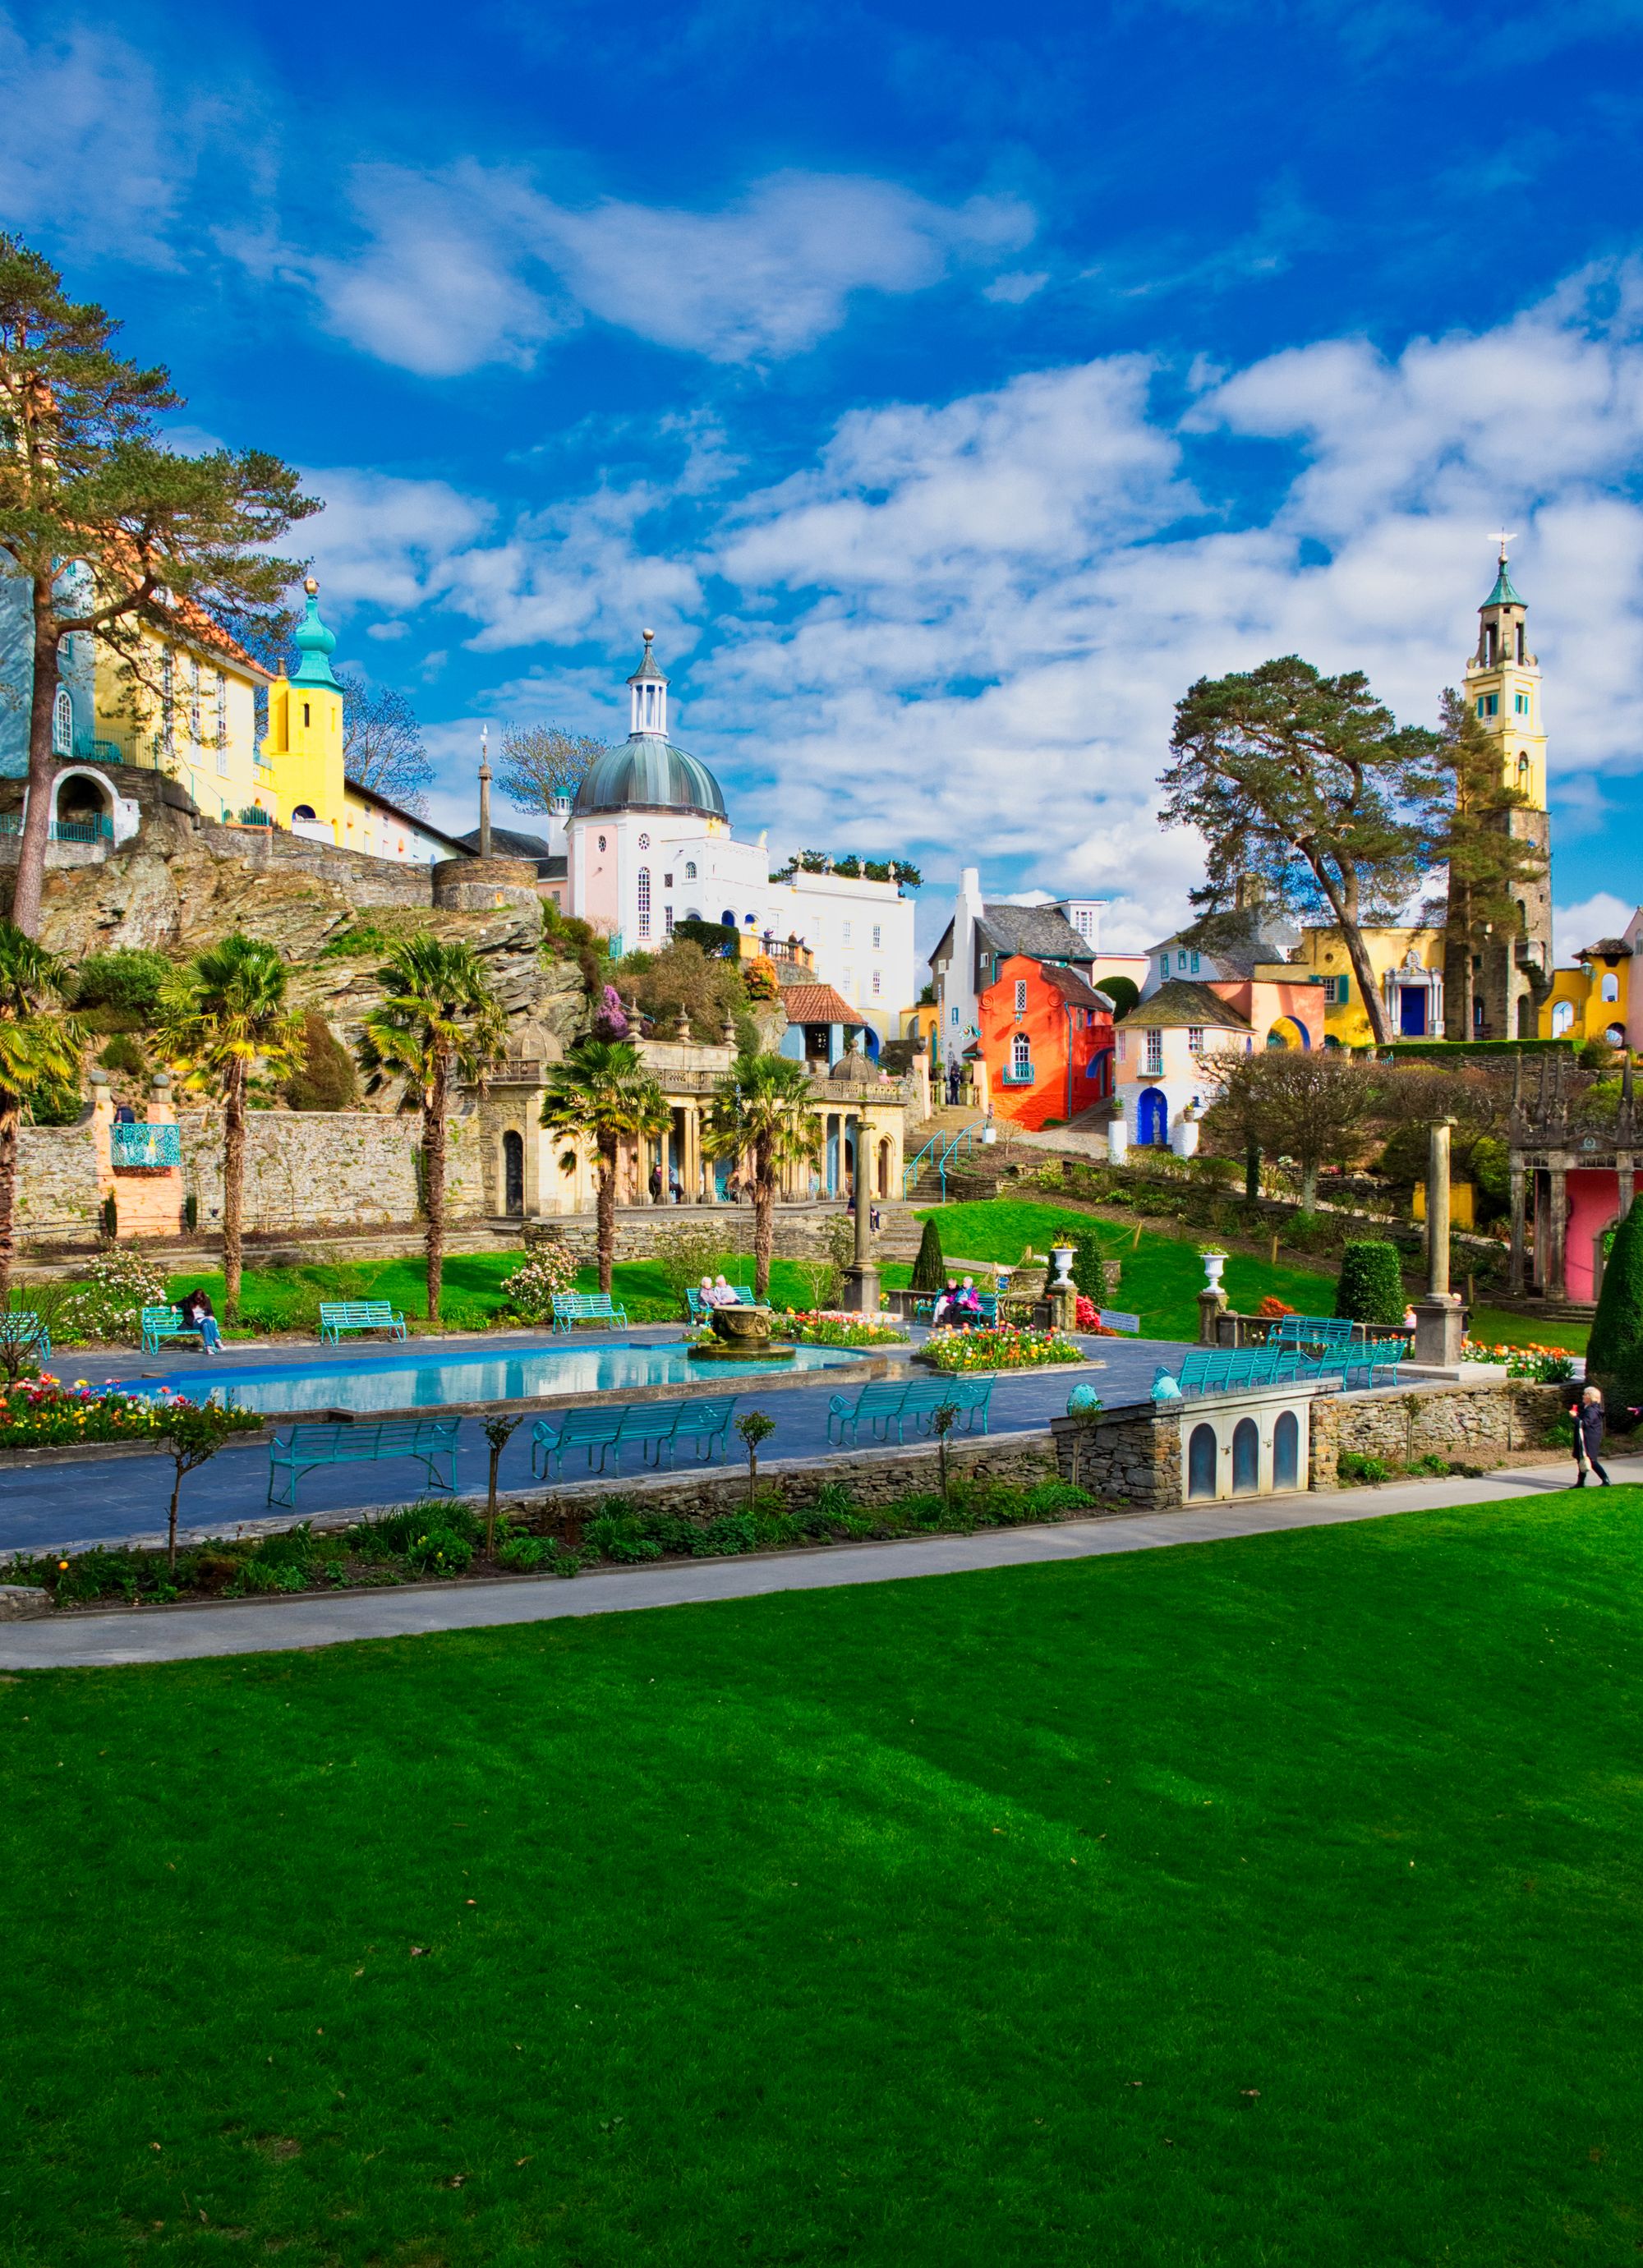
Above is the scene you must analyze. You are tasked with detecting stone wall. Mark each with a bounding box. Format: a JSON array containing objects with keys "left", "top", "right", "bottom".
[
  {"left": 1309, "top": 1380, "right": 1567, "bottom": 1483},
  {"left": 188, "top": 821, "right": 440, "bottom": 907},
  {"left": 524, "top": 1204, "right": 858, "bottom": 1267},
  {"left": 16, "top": 1120, "right": 103, "bottom": 1240},
  {"left": 1051, "top": 1401, "right": 1181, "bottom": 1507}
]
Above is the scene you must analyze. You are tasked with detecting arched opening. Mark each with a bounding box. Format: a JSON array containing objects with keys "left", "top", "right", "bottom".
[
  {"left": 1273, "top": 1409, "right": 1300, "bottom": 1490},
  {"left": 720, "top": 909, "right": 736, "bottom": 928},
  {"left": 1607, "top": 1023, "right": 1626, "bottom": 1048},
  {"left": 502, "top": 1129, "right": 524, "bottom": 1216},
  {"left": 1551, "top": 999, "right": 1575, "bottom": 1037},
  {"left": 1136, "top": 1088, "right": 1167, "bottom": 1146},
  {"left": 50, "top": 769, "right": 113, "bottom": 844},
  {"left": 1187, "top": 1424, "right": 1217, "bottom": 1502},
  {"left": 1265, "top": 1015, "right": 1309, "bottom": 1051},
  {"left": 292, "top": 803, "right": 316, "bottom": 821},
  {"left": 1516, "top": 997, "right": 1534, "bottom": 1037},
  {"left": 877, "top": 1136, "right": 891, "bottom": 1198},
  {"left": 1231, "top": 1417, "right": 1260, "bottom": 1494},
  {"left": 1601, "top": 973, "right": 1619, "bottom": 1003}
]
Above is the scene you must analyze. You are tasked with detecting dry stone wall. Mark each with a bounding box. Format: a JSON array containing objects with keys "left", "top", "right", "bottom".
[{"left": 1308, "top": 1381, "right": 1566, "bottom": 1482}]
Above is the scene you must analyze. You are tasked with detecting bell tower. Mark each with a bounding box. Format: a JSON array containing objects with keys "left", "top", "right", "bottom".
[{"left": 1455, "top": 538, "right": 1553, "bottom": 1039}]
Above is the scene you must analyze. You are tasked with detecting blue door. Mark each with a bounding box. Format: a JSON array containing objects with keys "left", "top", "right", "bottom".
[
  {"left": 1273, "top": 1409, "right": 1300, "bottom": 1489},
  {"left": 1137, "top": 1088, "right": 1168, "bottom": 1146},
  {"left": 1399, "top": 984, "right": 1428, "bottom": 1037},
  {"left": 1187, "top": 1424, "right": 1217, "bottom": 1501},
  {"left": 1231, "top": 1417, "right": 1260, "bottom": 1494}
]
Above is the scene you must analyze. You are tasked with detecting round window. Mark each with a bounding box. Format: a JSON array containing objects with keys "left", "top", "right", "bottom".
[{"left": 638, "top": 832, "right": 650, "bottom": 848}]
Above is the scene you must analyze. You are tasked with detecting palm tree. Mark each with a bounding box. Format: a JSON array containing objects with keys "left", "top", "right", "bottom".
[
  {"left": 702, "top": 1051, "right": 819, "bottom": 1300},
  {"left": 357, "top": 936, "right": 508, "bottom": 1321},
  {"left": 158, "top": 935, "right": 304, "bottom": 1322},
  {"left": 0, "top": 924, "right": 81, "bottom": 1304},
  {"left": 539, "top": 1038, "right": 669, "bottom": 1293}
]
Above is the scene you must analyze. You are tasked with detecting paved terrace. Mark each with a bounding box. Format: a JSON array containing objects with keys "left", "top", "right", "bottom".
[{"left": 0, "top": 1324, "right": 1190, "bottom": 1559}]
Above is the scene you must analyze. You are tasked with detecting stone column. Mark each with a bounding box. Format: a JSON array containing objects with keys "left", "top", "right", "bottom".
[
  {"left": 840, "top": 1111, "right": 881, "bottom": 1313},
  {"left": 1548, "top": 1162, "right": 1567, "bottom": 1302},
  {"left": 1198, "top": 1286, "right": 1228, "bottom": 1346},
  {"left": 1507, "top": 1157, "right": 1527, "bottom": 1296},
  {"left": 1619, "top": 1152, "right": 1635, "bottom": 1228},
  {"left": 1413, "top": 1116, "right": 1465, "bottom": 1365}
]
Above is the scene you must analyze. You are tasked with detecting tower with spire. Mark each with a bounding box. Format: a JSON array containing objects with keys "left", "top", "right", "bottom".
[
  {"left": 1449, "top": 538, "right": 1553, "bottom": 1038},
  {"left": 260, "top": 577, "right": 347, "bottom": 839}
]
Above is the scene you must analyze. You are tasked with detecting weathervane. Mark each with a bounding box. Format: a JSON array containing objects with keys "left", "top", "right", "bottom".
[{"left": 1488, "top": 529, "right": 1517, "bottom": 560}]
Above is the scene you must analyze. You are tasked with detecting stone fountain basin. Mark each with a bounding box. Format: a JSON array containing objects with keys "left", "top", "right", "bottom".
[{"left": 711, "top": 1304, "right": 775, "bottom": 1342}]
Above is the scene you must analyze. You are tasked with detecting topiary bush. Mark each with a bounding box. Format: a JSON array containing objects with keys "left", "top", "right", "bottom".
[
  {"left": 283, "top": 1010, "right": 358, "bottom": 1111},
  {"left": 1587, "top": 1197, "right": 1643, "bottom": 1419},
  {"left": 1333, "top": 1240, "right": 1406, "bottom": 1327},
  {"left": 909, "top": 1217, "right": 946, "bottom": 1292}
]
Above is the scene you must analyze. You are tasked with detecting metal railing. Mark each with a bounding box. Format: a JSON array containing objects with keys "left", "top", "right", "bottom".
[
  {"left": 110, "top": 1123, "right": 182, "bottom": 1171},
  {"left": 903, "top": 1118, "right": 986, "bottom": 1200},
  {"left": 0, "top": 812, "right": 114, "bottom": 843}
]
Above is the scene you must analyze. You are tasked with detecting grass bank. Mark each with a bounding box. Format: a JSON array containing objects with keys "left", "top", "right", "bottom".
[{"left": 4, "top": 1491, "right": 1641, "bottom": 2264}]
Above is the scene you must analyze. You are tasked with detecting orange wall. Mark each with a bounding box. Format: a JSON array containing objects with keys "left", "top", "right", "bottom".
[
  {"left": 980, "top": 955, "right": 1112, "bottom": 1129},
  {"left": 1208, "top": 978, "right": 1327, "bottom": 1049}
]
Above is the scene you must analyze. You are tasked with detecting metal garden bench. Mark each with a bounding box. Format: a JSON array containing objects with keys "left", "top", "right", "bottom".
[
  {"left": 551, "top": 1291, "right": 628, "bottom": 1333},
  {"left": 1268, "top": 1315, "right": 1355, "bottom": 1350},
  {"left": 901, "top": 1373, "right": 994, "bottom": 1434},
  {"left": 319, "top": 1300, "right": 407, "bottom": 1342},
  {"left": 531, "top": 1393, "right": 739, "bottom": 1478},
  {"left": 142, "top": 1305, "right": 204, "bottom": 1354},
  {"left": 685, "top": 1286, "right": 755, "bottom": 1321},
  {"left": 267, "top": 1417, "right": 462, "bottom": 1509},
  {"left": 1170, "top": 1347, "right": 1319, "bottom": 1398},
  {"left": 826, "top": 1378, "right": 914, "bottom": 1447},
  {"left": 0, "top": 1311, "right": 51, "bottom": 1362}
]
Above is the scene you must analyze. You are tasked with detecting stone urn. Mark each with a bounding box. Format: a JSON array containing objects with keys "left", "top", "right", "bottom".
[
  {"left": 1201, "top": 1250, "right": 1228, "bottom": 1292},
  {"left": 1049, "top": 1245, "right": 1076, "bottom": 1290},
  {"left": 711, "top": 1304, "right": 775, "bottom": 1344}
]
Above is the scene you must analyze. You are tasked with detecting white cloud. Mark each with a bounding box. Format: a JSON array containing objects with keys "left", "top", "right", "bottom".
[
  {"left": 1555, "top": 893, "right": 1636, "bottom": 964},
  {"left": 302, "top": 470, "right": 495, "bottom": 614},
  {"left": 296, "top": 162, "right": 1033, "bottom": 375},
  {"left": 983, "top": 270, "right": 1050, "bottom": 306},
  {"left": 0, "top": 16, "right": 188, "bottom": 261}
]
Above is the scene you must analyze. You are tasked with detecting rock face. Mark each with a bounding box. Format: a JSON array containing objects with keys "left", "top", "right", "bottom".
[{"left": 35, "top": 834, "right": 589, "bottom": 1111}]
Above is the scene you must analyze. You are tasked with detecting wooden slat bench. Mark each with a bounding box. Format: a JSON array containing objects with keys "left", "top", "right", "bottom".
[
  {"left": 267, "top": 1418, "right": 462, "bottom": 1509},
  {"left": 319, "top": 1300, "right": 407, "bottom": 1343},
  {"left": 551, "top": 1292, "right": 628, "bottom": 1334}
]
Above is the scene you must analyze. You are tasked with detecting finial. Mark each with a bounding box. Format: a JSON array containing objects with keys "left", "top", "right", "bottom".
[
  {"left": 1488, "top": 530, "right": 1516, "bottom": 562},
  {"left": 479, "top": 724, "right": 490, "bottom": 778},
  {"left": 642, "top": 627, "right": 654, "bottom": 646},
  {"left": 304, "top": 575, "right": 319, "bottom": 596}
]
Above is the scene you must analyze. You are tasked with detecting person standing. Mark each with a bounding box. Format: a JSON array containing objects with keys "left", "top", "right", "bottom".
[
  {"left": 649, "top": 1162, "right": 663, "bottom": 1205},
  {"left": 1571, "top": 1385, "right": 1611, "bottom": 1486}
]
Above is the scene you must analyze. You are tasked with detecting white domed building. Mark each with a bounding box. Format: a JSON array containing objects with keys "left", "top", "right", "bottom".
[{"left": 564, "top": 634, "right": 917, "bottom": 1055}]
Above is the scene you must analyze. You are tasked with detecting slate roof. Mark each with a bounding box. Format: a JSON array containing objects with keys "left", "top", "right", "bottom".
[
  {"left": 1036, "top": 962, "right": 1113, "bottom": 1012},
  {"left": 1157, "top": 908, "right": 1298, "bottom": 976},
  {"left": 930, "top": 901, "right": 1097, "bottom": 967},
  {"left": 1125, "top": 979, "right": 1251, "bottom": 1031},
  {"left": 456, "top": 824, "right": 554, "bottom": 859}
]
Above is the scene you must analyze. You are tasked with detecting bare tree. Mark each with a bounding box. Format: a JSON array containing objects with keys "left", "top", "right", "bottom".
[
  {"left": 1200, "top": 1050, "right": 1383, "bottom": 1213},
  {"left": 496, "top": 723, "right": 604, "bottom": 813},
  {"left": 339, "top": 669, "right": 431, "bottom": 812}
]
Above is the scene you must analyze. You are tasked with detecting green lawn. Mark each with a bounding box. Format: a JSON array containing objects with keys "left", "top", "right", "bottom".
[
  {"left": 1468, "top": 1303, "right": 1592, "bottom": 1354},
  {"left": 916, "top": 1197, "right": 1338, "bottom": 1339},
  {"left": 4, "top": 1493, "right": 1642, "bottom": 2265}
]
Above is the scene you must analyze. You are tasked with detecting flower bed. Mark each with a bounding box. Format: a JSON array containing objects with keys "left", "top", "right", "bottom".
[
  {"left": 1461, "top": 1339, "right": 1577, "bottom": 1383},
  {"left": 770, "top": 1310, "right": 909, "bottom": 1347},
  {"left": 0, "top": 1373, "right": 190, "bottom": 1450},
  {"left": 3, "top": 1475, "right": 1098, "bottom": 1608},
  {"left": 923, "top": 1323, "right": 1085, "bottom": 1372}
]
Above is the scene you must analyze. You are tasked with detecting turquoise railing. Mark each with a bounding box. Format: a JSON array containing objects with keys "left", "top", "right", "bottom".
[{"left": 904, "top": 1119, "right": 987, "bottom": 1200}]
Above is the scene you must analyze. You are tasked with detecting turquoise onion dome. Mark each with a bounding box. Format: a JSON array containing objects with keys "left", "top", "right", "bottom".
[{"left": 292, "top": 577, "right": 341, "bottom": 688}]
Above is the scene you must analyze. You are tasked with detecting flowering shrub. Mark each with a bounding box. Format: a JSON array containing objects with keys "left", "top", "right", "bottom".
[
  {"left": 924, "top": 1323, "right": 1085, "bottom": 1372},
  {"left": 1072, "top": 1295, "right": 1119, "bottom": 1334},
  {"left": 771, "top": 1310, "right": 908, "bottom": 1347},
  {"left": 1257, "top": 1295, "right": 1296, "bottom": 1318},
  {"left": 61, "top": 1250, "right": 172, "bottom": 1343},
  {"left": 499, "top": 1245, "right": 580, "bottom": 1321},
  {"left": 0, "top": 1373, "right": 189, "bottom": 1449},
  {"left": 1461, "top": 1339, "right": 1578, "bottom": 1382}
]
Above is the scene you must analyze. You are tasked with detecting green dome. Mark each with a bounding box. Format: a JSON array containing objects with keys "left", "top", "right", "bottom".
[
  {"left": 573, "top": 734, "right": 727, "bottom": 820},
  {"left": 292, "top": 579, "right": 340, "bottom": 689}
]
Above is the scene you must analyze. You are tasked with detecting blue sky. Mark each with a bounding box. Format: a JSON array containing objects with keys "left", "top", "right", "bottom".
[{"left": 6, "top": 0, "right": 1643, "bottom": 967}]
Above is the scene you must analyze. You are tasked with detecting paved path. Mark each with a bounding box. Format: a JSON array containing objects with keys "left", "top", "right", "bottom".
[
  {"left": 0, "top": 1456, "right": 1594, "bottom": 1671},
  {"left": 0, "top": 1327, "right": 1188, "bottom": 1557}
]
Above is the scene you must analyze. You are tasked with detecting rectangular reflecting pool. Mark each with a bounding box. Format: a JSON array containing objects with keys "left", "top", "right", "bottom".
[{"left": 131, "top": 1341, "right": 863, "bottom": 1416}]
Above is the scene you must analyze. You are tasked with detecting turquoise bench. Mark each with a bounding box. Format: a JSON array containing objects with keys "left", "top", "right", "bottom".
[
  {"left": 686, "top": 1286, "right": 755, "bottom": 1321},
  {"left": 142, "top": 1305, "right": 204, "bottom": 1354},
  {"left": 0, "top": 1312, "right": 50, "bottom": 1362},
  {"left": 826, "top": 1374, "right": 995, "bottom": 1447},
  {"left": 1170, "top": 1347, "right": 1319, "bottom": 1398},
  {"left": 1337, "top": 1338, "right": 1409, "bottom": 1387},
  {"left": 268, "top": 1418, "right": 461, "bottom": 1510},
  {"left": 531, "top": 1394, "right": 739, "bottom": 1478},
  {"left": 1268, "top": 1315, "right": 1355, "bottom": 1351},
  {"left": 319, "top": 1300, "right": 407, "bottom": 1342},
  {"left": 551, "top": 1291, "right": 628, "bottom": 1333}
]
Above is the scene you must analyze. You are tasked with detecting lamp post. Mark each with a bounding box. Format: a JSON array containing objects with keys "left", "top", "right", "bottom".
[
  {"left": 478, "top": 725, "right": 492, "bottom": 861},
  {"left": 1413, "top": 1115, "right": 1466, "bottom": 1365}
]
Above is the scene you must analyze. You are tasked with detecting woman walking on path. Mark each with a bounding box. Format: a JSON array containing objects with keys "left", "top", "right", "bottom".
[{"left": 1571, "top": 1385, "right": 1611, "bottom": 1487}]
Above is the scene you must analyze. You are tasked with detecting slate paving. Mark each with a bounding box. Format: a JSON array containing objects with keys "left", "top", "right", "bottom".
[{"left": 0, "top": 1325, "right": 1189, "bottom": 1557}]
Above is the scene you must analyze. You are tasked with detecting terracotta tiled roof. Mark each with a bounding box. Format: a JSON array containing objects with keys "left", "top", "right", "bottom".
[
  {"left": 1037, "top": 962, "right": 1112, "bottom": 1011},
  {"left": 780, "top": 982, "right": 864, "bottom": 1026}
]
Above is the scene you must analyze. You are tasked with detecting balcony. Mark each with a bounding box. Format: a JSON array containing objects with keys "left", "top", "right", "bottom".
[
  {"left": 0, "top": 812, "right": 113, "bottom": 844},
  {"left": 1000, "top": 1060, "right": 1037, "bottom": 1086},
  {"left": 111, "top": 1122, "right": 182, "bottom": 1172}
]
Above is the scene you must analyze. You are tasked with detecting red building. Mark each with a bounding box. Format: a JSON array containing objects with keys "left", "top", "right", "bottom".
[{"left": 979, "top": 954, "right": 1115, "bottom": 1129}]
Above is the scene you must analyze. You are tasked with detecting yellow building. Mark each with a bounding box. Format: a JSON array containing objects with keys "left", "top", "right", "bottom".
[
  {"left": 90, "top": 600, "right": 271, "bottom": 825},
  {"left": 259, "top": 581, "right": 460, "bottom": 863},
  {"left": 1289, "top": 925, "right": 1447, "bottom": 1048},
  {"left": 1541, "top": 927, "right": 1637, "bottom": 1049}
]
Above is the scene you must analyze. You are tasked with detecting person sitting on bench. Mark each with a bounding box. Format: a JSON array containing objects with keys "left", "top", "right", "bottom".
[{"left": 178, "top": 1287, "right": 222, "bottom": 1355}]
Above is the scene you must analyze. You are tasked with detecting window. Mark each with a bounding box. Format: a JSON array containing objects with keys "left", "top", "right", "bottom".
[
  {"left": 1602, "top": 972, "right": 1619, "bottom": 1002},
  {"left": 215, "top": 676, "right": 229, "bottom": 775},
  {"left": 1551, "top": 1000, "right": 1575, "bottom": 1037},
  {"left": 1176, "top": 950, "right": 1187, "bottom": 969},
  {"left": 637, "top": 867, "right": 651, "bottom": 938},
  {"left": 663, "top": 872, "right": 673, "bottom": 887},
  {"left": 1187, "top": 1025, "right": 1204, "bottom": 1053},
  {"left": 302, "top": 702, "right": 311, "bottom": 729},
  {"left": 1515, "top": 692, "right": 1530, "bottom": 715},
  {"left": 1190, "top": 952, "right": 1199, "bottom": 973},
  {"left": 665, "top": 907, "right": 674, "bottom": 936},
  {"left": 51, "top": 687, "right": 72, "bottom": 756},
  {"left": 1011, "top": 1033, "right": 1031, "bottom": 1079},
  {"left": 1159, "top": 955, "right": 1169, "bottom": 979},
  {"left": 1476, "top": 693, "right": 1498, "bottom": 720},
  {"left": 872, "top": 969, "right": 881, "bottom": 996},
  {"left": 188, "top": 658, "right": 200, "bottom": 745},
  {"left": 951, "top": 1006, "right": 959, "bottom": 1025},
  {"left": 872, "top": 924, "right": 881, "bottom": 948},
  {"left": 1014, "top": 978, "right": 1028, "bottom": 1014},
  {"left": 685, "top": 860, "right": 697, "bottom": 880},
  {"left": 1485, "top": 623, "right": 1498, "bottom": 664},
  {"left": 843, "top": 922, "right": 852, "bottom": 945},
  {"left": 160, "top": 651, "right": 174, "bottom": 738},
  {"left": 1145, "top": 1029, "right": 1163, "bottom": 1077},
  {"left": 1516, "top": 623, "right": 1526, "bottom": 662}
]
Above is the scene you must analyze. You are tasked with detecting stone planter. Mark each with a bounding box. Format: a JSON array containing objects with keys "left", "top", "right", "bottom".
[
  {"left": 1201, "top": 1252, "right": 1227, "bottom": 1291},
  {"left": 711, "top": 1304, "right": 775, "bottom": 1344}
]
